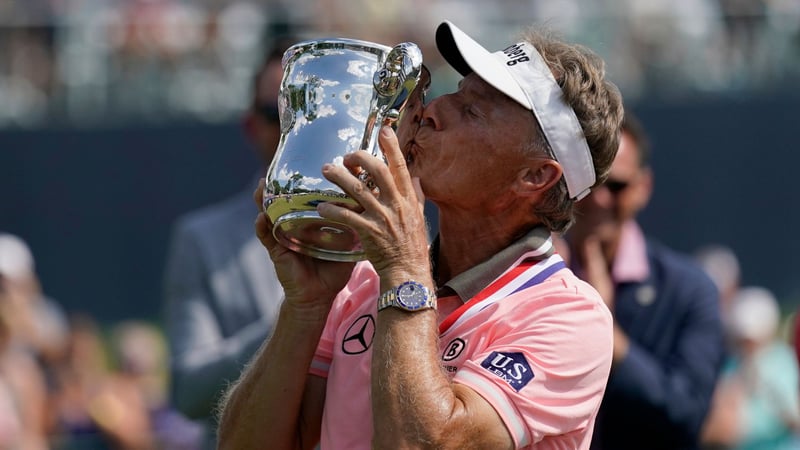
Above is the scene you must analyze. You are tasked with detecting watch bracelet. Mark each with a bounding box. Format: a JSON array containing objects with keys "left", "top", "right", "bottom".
[{"left": 377, "top": 281, "right": 436, "bottom": 311}]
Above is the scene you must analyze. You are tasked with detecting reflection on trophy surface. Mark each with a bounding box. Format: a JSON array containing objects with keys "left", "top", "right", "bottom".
[{"left": 263, "top": 38, "right": 424, "bottom": 262}]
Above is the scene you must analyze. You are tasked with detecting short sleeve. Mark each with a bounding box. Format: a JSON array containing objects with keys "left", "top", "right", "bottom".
[{"left": 453, "top": 276, "right": 613, "bottom": 448}]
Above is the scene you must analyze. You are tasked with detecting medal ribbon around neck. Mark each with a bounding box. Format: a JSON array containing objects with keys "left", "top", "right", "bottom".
[{"left": 439, "top": 252, "right": 566, "bottom": 335}]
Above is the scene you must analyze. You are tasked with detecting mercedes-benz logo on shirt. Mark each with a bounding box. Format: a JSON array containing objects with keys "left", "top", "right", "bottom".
[{"left": 342, "top": 314, "right": 375, "bottom": 355}]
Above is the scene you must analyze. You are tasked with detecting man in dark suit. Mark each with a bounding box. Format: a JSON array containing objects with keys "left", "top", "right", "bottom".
[
  {"left": 162, "top": 36, "right": 295, "bottom": 446},
  {"left": 566, "top": 113, "right": 725, "bottom": 450}
]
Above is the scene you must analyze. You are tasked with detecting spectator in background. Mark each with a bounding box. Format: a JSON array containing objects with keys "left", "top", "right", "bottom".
[
  {"left": 696, "top": 243, "right": 742, "bottom": 450},
  {"left": 162, "top": 34, "right": 297, "bottom": 447},
  {"left": 0, "top": 233, "right": 66, "bottom": 449},
  {"left": 0, "top": 279, "right": 49, "bottom": 450},
  {"left": 49, "top": 313, "right": 202, "bottom": 450},
  {"left": 565, "top": 113, "right": 725, "bottom": 449},
  {"left": 695, "top": 243, "right": 742, "bottom": 317},
  {"left": 108, "top": 321, "right": 203, "bottom": 450},
  {"left": 705, "top": 286, "right": 800, "bottom": 450},
  {"left": 48, "top": 313, "right": 152, "bottom": 450},
  {"left": 0, "top": 233, "right": 69, "bottom": 368}
]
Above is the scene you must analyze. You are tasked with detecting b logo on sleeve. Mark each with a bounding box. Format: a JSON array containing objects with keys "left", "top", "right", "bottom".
[{"left": 480, "top": 351, "right": 534, "bottom": 392}]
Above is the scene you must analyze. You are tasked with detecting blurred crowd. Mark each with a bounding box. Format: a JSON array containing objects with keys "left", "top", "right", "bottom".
[
  {"left": 0, "top": 233, "right": 204, "bottom": 449},
  {"left": 1, "top": 0, "right": 799, "bottom": 128},
  {"left": 694, "top": 245, "right": 800, "bottom": 450}
]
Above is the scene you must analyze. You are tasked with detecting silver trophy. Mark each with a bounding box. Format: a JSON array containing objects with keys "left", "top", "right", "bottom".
[{"left": 263, "top": 38, "right": 424, "bottom": 262}]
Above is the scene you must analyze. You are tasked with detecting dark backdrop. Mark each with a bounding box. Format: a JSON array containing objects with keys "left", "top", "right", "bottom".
[
  {"left": 0, "top": 122, "right": 259, "bottom": 322},
  {"left": 1, "top": 97, "right": 798, "bottom": 323}
]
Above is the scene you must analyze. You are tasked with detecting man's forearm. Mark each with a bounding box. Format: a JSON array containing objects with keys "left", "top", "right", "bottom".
[
  {"left": 217, "top": 302, "right": 328, "bottom": 450},
  {"left": 371, "top": 309, "right": 454, "bottom": 448},
  {"left": 370, "top": 308, "right": 513, "bottom": 450}
]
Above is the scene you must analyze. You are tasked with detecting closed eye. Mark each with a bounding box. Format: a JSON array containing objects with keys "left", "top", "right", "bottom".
[{"left": 466, "top": 103, "right": 484, "bottom": 119}]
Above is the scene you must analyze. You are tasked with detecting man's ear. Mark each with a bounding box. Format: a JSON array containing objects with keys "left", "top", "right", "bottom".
[{"left": 513, "top": 160, "right": 563, "bottom": 196}]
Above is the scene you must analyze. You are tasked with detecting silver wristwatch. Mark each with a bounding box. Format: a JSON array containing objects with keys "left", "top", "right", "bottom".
[{"left": 377, "top": 281, "right": 436, "bottom": 312}]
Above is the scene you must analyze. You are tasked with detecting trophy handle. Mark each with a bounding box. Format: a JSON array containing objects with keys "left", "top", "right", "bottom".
[
  {"left": 373, "top": 43, "right": 424, "bottom": 125},
  {"left": 356, "top": 42, "right": 424, "bottom": 192}
]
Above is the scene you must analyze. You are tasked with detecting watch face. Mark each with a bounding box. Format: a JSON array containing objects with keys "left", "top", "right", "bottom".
[{"left": 397, "top": 281, "right": 429, "bottom": 310}]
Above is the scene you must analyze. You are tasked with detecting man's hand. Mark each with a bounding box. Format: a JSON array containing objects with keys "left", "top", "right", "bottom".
[
  {"left": 253, "top": 179, "right": 355, "bottom": 311},
  {"left": 575, "top": 235, "right": 630, "bottom": 362},
  {"left": 315, "top": 126, "right": 432, "bottom": 291},
  {"left": 578, "top": 236, "right": 615, "bottom": 311}
]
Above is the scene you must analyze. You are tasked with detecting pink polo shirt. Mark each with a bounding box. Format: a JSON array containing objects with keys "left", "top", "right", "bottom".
[{"left": 310, "top": 255, "right": 612, "bottom": 449}]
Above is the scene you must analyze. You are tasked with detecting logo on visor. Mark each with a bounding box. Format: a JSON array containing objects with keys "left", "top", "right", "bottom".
[
  {"left": 480, "top": 351, "right": 534, "bottom": 392},
  {"left": 502, "top": 44, "right": 530, "bottom": 67}
]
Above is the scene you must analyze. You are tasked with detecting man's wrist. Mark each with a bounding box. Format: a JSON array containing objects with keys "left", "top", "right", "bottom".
[
  {"left": 378, "top": 265, "right": 433, "bottom": 292},
  {"left": 279, "top": 299, "right": 332, "bottom": 326},
  {"left": 378, "top": 281, "right": 437, "bottom": 312}
]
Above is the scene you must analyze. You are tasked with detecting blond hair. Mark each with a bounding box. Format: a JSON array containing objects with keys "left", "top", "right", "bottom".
[{"left": 522, "top": 30, "right": 624, "bottom": 232}]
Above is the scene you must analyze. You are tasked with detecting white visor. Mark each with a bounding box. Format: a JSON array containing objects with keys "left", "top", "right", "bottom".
[{"left": 436, "top": 20, "right": 595, "bottom": 200}]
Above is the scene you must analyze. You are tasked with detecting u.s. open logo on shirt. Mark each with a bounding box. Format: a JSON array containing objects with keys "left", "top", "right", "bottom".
[{"left": 480, "top": 351, "right": 534, "bottom": 392}]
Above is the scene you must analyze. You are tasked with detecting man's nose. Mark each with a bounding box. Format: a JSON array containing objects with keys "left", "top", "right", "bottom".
[{"left": 419, "top": 98, "right": 441, "bottom": 130}]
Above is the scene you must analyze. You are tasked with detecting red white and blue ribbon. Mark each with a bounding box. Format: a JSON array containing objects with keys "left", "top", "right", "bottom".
[{"left": 439, "top": 249, "right": 566, "bottom": 335}]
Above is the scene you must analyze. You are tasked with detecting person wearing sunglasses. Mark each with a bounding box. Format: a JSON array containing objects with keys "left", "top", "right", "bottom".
[
  {"left": 565, "top": 113, "right": 725, "bottom": 450},
  {"left": 218, "top": 20, "right": 624, "bottom": 450}
]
